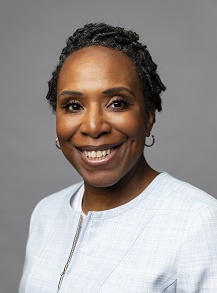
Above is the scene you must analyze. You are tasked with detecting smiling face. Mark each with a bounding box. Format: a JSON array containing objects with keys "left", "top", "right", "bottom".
[{"left": 56, "top": 46, "right": 155, "bottom": 188}]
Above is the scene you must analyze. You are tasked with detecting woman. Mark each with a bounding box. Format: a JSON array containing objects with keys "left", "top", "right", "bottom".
[{"left": 19, "top": 23, "right": 217, "bottom": 292}]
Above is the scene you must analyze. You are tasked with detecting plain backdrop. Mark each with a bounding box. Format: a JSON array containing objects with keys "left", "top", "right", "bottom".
[{"left": 1, "top": 0, "right": 217, "bottom": 291}]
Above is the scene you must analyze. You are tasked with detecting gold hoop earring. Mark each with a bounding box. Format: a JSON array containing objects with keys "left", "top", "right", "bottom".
[
  {"left": 145, "top": 134, "right": 155, "bottom": 147},
  {"left": 55, "top": 138, "right": 61, "bottom": 149}
]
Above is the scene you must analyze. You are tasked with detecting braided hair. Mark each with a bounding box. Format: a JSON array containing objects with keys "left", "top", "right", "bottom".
[{"left": 46, "top": 23, "right": 166, "bottom": 112}]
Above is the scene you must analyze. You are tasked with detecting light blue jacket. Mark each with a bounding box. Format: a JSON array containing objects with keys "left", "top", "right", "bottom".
[{"left": 19, "top": 173, "right": 217, "bottom": 292}]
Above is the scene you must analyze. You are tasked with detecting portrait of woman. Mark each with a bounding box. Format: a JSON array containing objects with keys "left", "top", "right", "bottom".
[{"left": 19, "top": 23, "right": 217, "bottom": 292}]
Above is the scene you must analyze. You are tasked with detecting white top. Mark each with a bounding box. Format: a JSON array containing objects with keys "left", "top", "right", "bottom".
[{"left": 70, "top": 184, "right": 86, "bottom": 221}]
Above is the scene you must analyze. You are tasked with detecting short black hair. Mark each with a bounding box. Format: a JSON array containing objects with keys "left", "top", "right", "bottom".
[{"left": 46, "top": 22, "right": 166, "bottom": 112}]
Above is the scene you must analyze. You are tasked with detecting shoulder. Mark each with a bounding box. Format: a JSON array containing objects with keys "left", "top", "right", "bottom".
[
  {"left": 153, "top": 173, "right": 217, "bottom": 237},
  {"left": 160, "top": 172, "right": 217, "bottom": 213},
  {"left": 35, "top": 182, "right": 82, "bottom": 208},
  {"left": 29, "top": 181, "right": 83, "bottom": 231}
]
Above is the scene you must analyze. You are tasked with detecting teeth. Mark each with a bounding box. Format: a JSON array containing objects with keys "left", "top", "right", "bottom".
[{"left": 83, "top": 148, "right": 114, "bottom": 159}]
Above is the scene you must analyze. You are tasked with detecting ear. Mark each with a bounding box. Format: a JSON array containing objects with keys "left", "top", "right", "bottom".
[{"left": 145, "top": 106, "right": 156, "bottom": 137}]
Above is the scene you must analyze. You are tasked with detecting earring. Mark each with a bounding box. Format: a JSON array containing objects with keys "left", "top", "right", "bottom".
[
  {"left": 145, "top": 134, "right": 155, "bottom": 147},
  {"left": 55, "top": 138, "right": 61, "bottom": 149}
]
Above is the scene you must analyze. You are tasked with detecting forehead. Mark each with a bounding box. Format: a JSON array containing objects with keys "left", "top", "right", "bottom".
[
  {"left": 61, "top": 46, "right": 134, "bottom": 70},
  {"left": 57, "top": 46, "right": 141, "bottom": 92}
]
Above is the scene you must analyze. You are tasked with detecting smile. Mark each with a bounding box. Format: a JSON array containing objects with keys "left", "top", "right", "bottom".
[
  {"left": 82, "top": 147, "right": 115, "bottom": 160},
  {"left": 77, "top": 143, "right": 122, "bottom": 162}
]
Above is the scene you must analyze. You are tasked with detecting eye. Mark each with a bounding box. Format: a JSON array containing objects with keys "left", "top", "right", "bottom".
[
  {"left": 64, "top": 101, "right": 83, "bottom": 112},
  {"left": 108, "top": 98, "right": 130, "bottom": 110}
]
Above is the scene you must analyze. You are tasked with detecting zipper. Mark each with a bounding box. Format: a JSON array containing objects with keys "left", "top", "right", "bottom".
[{"left": 57, "top": 213, "right": 83, "bottom": 292}]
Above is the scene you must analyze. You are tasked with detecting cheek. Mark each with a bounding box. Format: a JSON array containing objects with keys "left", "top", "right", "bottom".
[
  {"left": 112, "top": 111, "right": 146, "bottom": 138},
  {"left": 56, "top": 115, "right": 78, "bottom": 141},
  {"left": 128, "top": 119, "right": 145, "bottom": 138}
]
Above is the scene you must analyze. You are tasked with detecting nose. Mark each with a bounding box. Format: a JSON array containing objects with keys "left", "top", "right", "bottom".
[{"left": 79, "top": 107, "right": 111, "bottom": 139}]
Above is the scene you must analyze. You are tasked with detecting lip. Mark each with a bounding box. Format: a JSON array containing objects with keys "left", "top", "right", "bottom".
[
  {"left": 76, "top": 143, "right": 122, "bottom": 152},
  {"left": 76, "top": 143, "right": 123, "bottom": 166}
]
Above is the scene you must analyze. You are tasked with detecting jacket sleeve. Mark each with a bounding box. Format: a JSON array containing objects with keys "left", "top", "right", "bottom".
[{"left": 177, "top": 206, "right": 217, "bottom": 292}]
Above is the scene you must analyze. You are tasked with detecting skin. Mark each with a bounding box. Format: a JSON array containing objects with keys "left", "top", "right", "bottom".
[{"left": 56, "top": 46, "right": 159, "bottom": 214}]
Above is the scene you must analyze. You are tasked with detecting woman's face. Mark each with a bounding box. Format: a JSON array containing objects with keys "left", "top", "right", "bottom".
[{"left": 56, "top": 46, "right": 155, "bottom": 187}]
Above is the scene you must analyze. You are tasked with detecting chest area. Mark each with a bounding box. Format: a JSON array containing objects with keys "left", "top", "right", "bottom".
[{"left": 24, "top": 215, "right": 179, "bottom": 292}]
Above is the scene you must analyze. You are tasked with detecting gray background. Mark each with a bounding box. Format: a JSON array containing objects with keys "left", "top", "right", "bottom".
[{"left": 1, "top": 0, "right": 217, "bottom": 291}]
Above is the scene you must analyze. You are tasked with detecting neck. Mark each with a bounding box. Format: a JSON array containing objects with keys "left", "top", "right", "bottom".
[{"left": 82, "top": 157, "right": 159, "bottom": 214}]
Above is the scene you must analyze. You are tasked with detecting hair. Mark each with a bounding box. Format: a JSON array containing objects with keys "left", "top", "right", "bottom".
[{"left": 46, "top": 22, "right": 166, "bottom": 112}]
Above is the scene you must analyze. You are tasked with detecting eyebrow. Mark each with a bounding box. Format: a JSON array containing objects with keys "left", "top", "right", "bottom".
[
  {"left": 58, "top": 90, "right": 83, "bottom": 100},
  {"left": 58, "top": 87, "right": 135, "bottom": 100},
  {"left": 102, "top": 87, "right": 135, "bottom": 97}
]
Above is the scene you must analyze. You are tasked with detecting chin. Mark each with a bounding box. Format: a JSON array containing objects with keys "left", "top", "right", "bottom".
[{"left": 82, "top": 173, "right": 122, "bottom": 188}]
